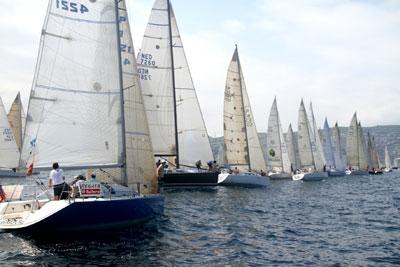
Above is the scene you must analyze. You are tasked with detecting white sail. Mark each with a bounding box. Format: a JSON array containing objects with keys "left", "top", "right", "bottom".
[
  {"left": 267, "top": 98, "right": 291, "bottom": 173},
  {"left": 346, "top": 113, "right": 359, "bottom": 169},
  {"left": 223, "top": 47, "right": 266, "bottom": 172},
  {"left": 322, "top": 118, "right": 335, "bottom": 168},
  {"left": 21, "top": 0, "right": 123, "bottom": 169},
  {"left": 297, "top": 100, "right": 316, "bottom": 170},
  {"left": 285, "top": 124, "right": 299, "bottom": 170},
  {"left": 139, "top": 0, "right": 213, "bottom": 168},
  {"left": 331, "top": 122, "right": 344, "bottom": 170},
  {"left": 367, "top": 133, "right": 379, "bottom": 170},
  {"left": 357, "top": 122, "right": 370, "bottom": 170},
  {"left": 371, "top": 136, "right": 380, "bottom": 169},
  {"left": 0, "top": 97, "right": 20, "bottom": 168},
  {"left": 119, "top": 0, "right": 157, "bottom": 194},
  {"left": 384, "top": 146, "right": 391, "bottom": 169},
  {"left": 308, "top": 102, "right": 326, "bottom": 169},
  {"left": 7, "top": 92, "right": 23, "bottom": 152}
]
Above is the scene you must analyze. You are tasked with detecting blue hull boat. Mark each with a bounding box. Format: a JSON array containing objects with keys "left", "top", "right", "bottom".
[{"left": 0, "top": 195, "right": 164, "bottom": 233}]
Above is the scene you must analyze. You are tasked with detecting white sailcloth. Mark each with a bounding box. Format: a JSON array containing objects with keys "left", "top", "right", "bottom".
[
  {"left": 357, "top": 122, "right": 370, "bottom": 170},
  {"left": 371, "top": 136, "right": 380, "bottom": 169},
  {"left": 0, "top": 97, "right": 20, "bottom": 168},
  {"left": 7, "top": 92, "right": 23, "bottom": 152},
  {"left": 21, "top": 0, "right": 123, "bottom": 169},
  {"left": 297, "top": 100, "right": 317, "bottom": 170},
  {"left": 267, "top": 98, "right": 291, "bottom": 173},
  {"left": 285, "top": 123, "right": 299, "bottom": 170},
  {"left": 308, "top": 102, "right": 326, "bottom": 169},
  {"left": 346, "top": 113, "right": 359, "bottom": 169},
  {"left": 322, "top": 118, "right": 335, "bottom": 168},
  {"left": 119, "top": 0, "right": 157, "bottom": 194},
  {"left": 331, "top": 122, "right": 344, "bottom": 170},
  {"left": 138, "top": 0, "right": 213, "bottom": 168},
  {"left": 223, "top": 47, "right": 266, "bottom": 172},
  {"left": 384, "top": 146, "right": 391, "bottom": 169}
]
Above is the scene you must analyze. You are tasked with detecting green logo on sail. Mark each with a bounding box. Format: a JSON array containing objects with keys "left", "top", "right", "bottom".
[{"left": 269, "top": 149, "right": 275, "bottom": 157}]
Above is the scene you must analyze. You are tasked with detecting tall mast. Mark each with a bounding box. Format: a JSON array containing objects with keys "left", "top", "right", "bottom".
[
  {"left": 235, "top": 45, "right": 251, "bottom": 171},
  {"left": 115, "top": 0, "right": 127, "bottom": 184},
  {"left": 167, "top": 0, "right": 180, "bottom": 168}
]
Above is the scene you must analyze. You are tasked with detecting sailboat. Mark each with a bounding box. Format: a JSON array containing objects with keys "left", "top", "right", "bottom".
[
  {"left": 266, "top": 97, "right": 292, "bottom": 179},
  {"left": 218, "top": 46, "right": 269, "bottom": 187},
  {"left": 345, "top": 113, "right": 369, "bottom": 175},
  {"left": 138, "top": 0, "right": 217, "bottom": 186},
  {"left": 367, "top": 133, "right": 382, "bottom": 175},
  {"left": 7, "top": 92, "right": 25, "bottom": 153},
  {"left": 0, "top": 96, "right": 22, "bottom": 177},
  {"left": 0, "top": 0, "right": 163, "bottom": 233},
  {"left": 322, "top": 119, "right": 345, "bottom": 176},
  {"left": 330, "top": 122, "right": 346, "bottom": 176},
  {"left": 384, "top": 146, "right": 392, "bottom": 172},
  {"left": 285, "top": 123, "right": 300, "bottom": 171},
  {"left": 292, "top": 100, "right": 328, "bottom": 181}
]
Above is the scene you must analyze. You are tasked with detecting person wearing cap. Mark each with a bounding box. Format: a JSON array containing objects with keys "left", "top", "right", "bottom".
[{"left": 70, "top": 175, "right": 86, "bottom": 198}]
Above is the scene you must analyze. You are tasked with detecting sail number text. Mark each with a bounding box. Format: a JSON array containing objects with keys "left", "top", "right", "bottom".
[
  {"left": 2, "top": 128, "right": 14, "bottom": 142},
  {"left": 56, "top": 0, "right": 89, "bottom": 14}
]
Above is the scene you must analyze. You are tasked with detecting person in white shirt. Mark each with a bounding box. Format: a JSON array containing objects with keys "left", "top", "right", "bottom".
[{"left": 48, "top": 162, "right": 67, "bottom": 200}]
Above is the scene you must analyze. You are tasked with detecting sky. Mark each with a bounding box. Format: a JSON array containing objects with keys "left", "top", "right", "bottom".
[{"left": 0, "top": 0, "right": 400, "bottom": 137}]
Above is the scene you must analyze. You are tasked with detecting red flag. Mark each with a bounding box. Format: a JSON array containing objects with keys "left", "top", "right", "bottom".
[
  {"left": 27, "top": 163, "right": 33, "bottom": 176},
  {"left": 0, "top": 185, "right": 6, "bottom": 203}
]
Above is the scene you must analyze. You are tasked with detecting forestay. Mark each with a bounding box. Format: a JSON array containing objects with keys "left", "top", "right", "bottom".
[
  {"left": 223, "top": 48, "right": 266, "bottom": 172},
  {"left": 267, "top": 98, "right": 291, "bottom": 173},
  {"left": 139, "top": 0, "right": 213, "bottom": 168},
  {"left": 0, "top": 97, "right": 20, "bottom": 168},
  {"left": 21, "top": 0, "right": 123, "bottom": 169}
]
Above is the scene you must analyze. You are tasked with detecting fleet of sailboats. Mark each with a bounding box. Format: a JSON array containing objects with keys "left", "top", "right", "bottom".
[{"left": 0, "top": 0, "right": 397, "bottom": 235}]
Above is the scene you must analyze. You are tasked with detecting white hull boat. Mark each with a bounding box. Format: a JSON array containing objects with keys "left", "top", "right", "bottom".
[
  {"left": 292, "top": 171, "right": 328, "bottom": 181},
  {"left": 218, "top": 173, "right": 269, "bottom": 187}
]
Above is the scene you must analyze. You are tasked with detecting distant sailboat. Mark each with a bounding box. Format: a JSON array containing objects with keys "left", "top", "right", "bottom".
[
  {"left": 218, "top": 46, "right": 269, "bottom": 187},
  {"left": 345, "top": 113, "right": 369, "bottom": 175},
  {"left": 293, "top": 100, "right": 328, "bottom": 181},
  {"left": 7, "top": 92, "right": 25, "bottom": 153},
  {"left": 0, "top": 96, "right": 22, "bottom": 177},
  {"left": 308, "top": 102, "right": 326, "bottom": 169},
  {"left": 384, "top": 146, "right": 392, "bottom": 172},
  {"left": 0, "top": 0, "right": 163, "bottom": 233},
  {"left": 331, "top": 122, "right": 346, "bottom": 173},
  {"left": 139, "top": 0, "right": 217, "bottom": 186},
  {"left": 322, "top": 119, "right": 345, "bottom": 176},
  {"left": 367, "top": 133, "right": 382, "bottom": 175},
  {"left": 285, "top": 123, "right": 300, "bottom": 171},
  {"left": 267, "top": 97, "right": 292, "bottom": 179}
]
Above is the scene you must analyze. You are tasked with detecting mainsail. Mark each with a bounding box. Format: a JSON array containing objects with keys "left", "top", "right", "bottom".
[
  {"left": 0, "top": 97, "right": 20, "bottom": 168},
  {"left": 331, "top": 122, "right": 344, "bottom": 170},
  {"left": 223, "top": 47, "right": 266, "bottom": 172},
  {"left": 285, "top": 123, "right": 299, "bottom": 170},
  {"left": 346, "top": 113, "right": 359, "bottom": 169},
  {"left": 321, "top": 118, "right": 335, "bottom": 168},
  {"left": 297, "top": 100, "right": 315, "bottom": 170},
  {"left": 139, "top": 0, "right": 213, "bottom": 168},
  {"left": 7, "top": 92, "right": 24, "bottom": 152},
  {"left": 357, "top": 122, "right": 370, "bottom": 170},
  {"left": 267, "top": 97, "right": 291, "bottom": 173},
  {"left": 21, "top": 0, "right": 123, "bottom": 170}
]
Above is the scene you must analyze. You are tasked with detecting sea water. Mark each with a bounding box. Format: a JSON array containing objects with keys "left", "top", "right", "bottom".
[{"left": 0, "top": 172, "right": 399, "bottom": 266}]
